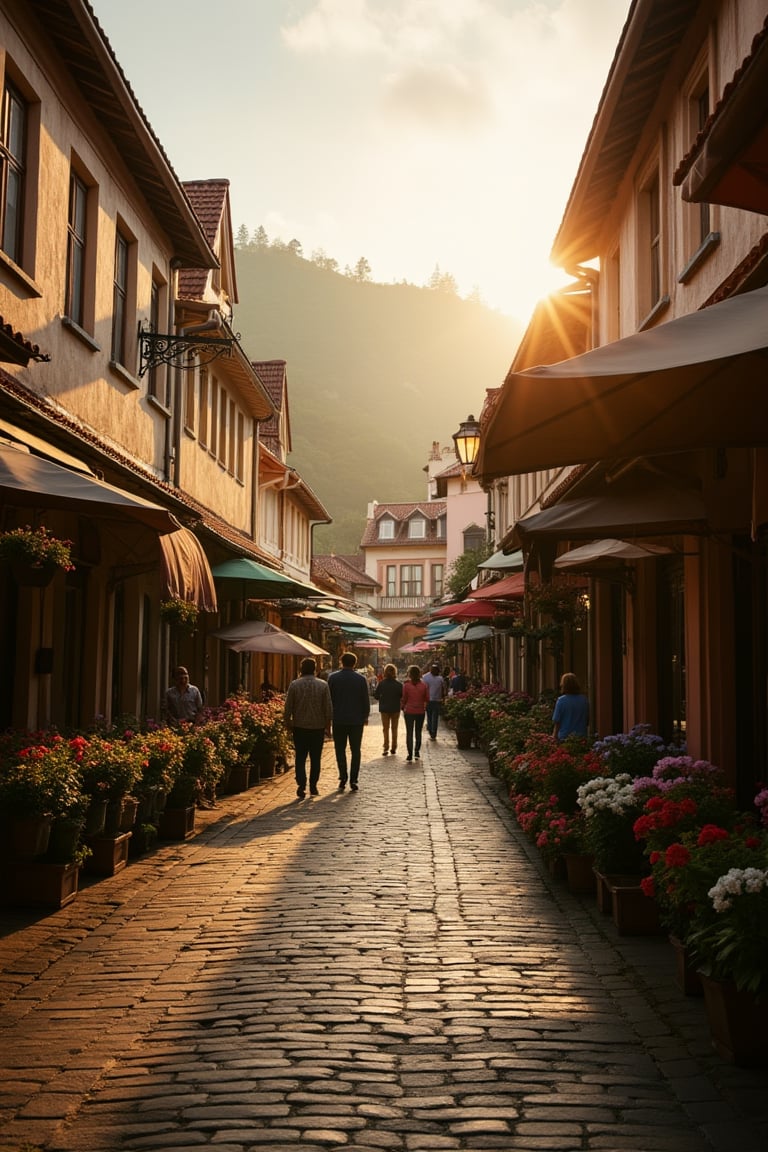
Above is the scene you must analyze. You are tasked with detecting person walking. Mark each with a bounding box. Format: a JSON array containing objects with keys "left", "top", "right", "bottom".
[
  {"left": 164, "top": 666, "right": 203, "bottom": 726},
  {"left": 552, "top": 671, "right": 590, "bottom": 741},
  {"left": 401, "top": 664, "right": 429, "bottom": 762},
  {"left": 422, "top": 661, "right": 446, "bottom": 740},
  {"left": 283, "top": 657, "right": 333, "bottom": 799},
  {"left": 328, "top": 652, "right": 370, "bottom": 791},
  {"left": 374, "top": 663, "right": 403, "bottom": 756}
]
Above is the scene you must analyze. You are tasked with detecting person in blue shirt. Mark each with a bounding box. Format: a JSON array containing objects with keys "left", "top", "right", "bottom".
[
  {"left": 328, "top": 652, "right": 370, "bottom": 791},
  {"left": 552, "top": 672, "right": 590, "bottom": 741}
]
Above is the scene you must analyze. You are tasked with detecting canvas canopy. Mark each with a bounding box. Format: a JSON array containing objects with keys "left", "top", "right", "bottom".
[{"left": 476, "top": 285, "right": 768, "bottom": 480}]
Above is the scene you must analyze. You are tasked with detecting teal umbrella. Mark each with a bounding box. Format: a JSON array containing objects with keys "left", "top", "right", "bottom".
[{"left": 211, "top": 558, "right": 323, "bottom": 599}]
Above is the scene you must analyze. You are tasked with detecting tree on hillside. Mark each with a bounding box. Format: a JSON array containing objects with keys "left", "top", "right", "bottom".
[
  {"left": 235, "top": 224, "right": 250, "bottom": 249},
  {"left": 428, "top": 264, "right": 459, "bottom": 295},
  {"left": 311, "top": 248, "right": 340, "bottom": 273},
  {"left": 287, "top": 238, "right": 303, "bottom": 258},
  {"left": 253, "top": 225, "right": 269, "bottom": 248},
  {"left": 347, "top": 256, "right": 372, "bottom": 282}
]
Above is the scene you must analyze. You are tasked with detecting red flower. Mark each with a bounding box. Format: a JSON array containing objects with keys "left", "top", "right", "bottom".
[
  {"left": 696, "top": 824, "right": 729, "bottom": 846},
  {"left": 649, "top": 850, "right": 661, "bottom": 865},
  {"left": 640, "top": 875, "right": 655, "bottom": 897},
  {"left": 664, "top": 843, "right": 691, "bottom": 868}
]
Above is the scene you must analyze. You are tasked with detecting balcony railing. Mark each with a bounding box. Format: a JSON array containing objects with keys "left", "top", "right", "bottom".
[{"left": 377, "top": 596, "right": 434, "bottom": 611}]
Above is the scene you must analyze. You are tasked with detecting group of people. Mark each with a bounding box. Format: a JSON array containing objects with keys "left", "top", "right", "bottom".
[{"left": 165, "top": 658, "right": 590, "bottom": 804}]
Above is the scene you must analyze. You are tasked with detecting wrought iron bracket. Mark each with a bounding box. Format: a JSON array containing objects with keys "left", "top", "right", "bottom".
[{"left": 138, "top": 324, "right": 235, "bottom": 378}]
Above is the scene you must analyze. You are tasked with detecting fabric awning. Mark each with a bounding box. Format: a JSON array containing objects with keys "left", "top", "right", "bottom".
[
  {"left": 441, "top": 622, "right": 494, "bottom": 642},
  {"left": 0, "top": 441, "right": 179, "bottom": 532},
  {"left": 0, "top": 421, "right": 95, "bottom": 474},
  {"left": 211, "top": 557, "right": 323, "bottom": 599},
  {"left": 476, "top": 285, "right": 768, "bottom": 479},
  {"left": 467, "top": 572, "right": 525, "bottom": 601},
  {"left": 430, "top": 599, "right": 498, "bottom": 620},
  {"left": 510, "top": 484, "right": 708, "bottom": 549},
  {"left": 553, "top": 538, "right": 674, "bottom": 569},
  {"left": 478, "top": 548, "right": 524, "bottom": 570},
  {"left": 158, "top": 528, "right": 217, "bottom": 612}
]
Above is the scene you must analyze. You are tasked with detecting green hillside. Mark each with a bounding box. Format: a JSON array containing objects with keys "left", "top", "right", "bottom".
[{"left": 233, "top": 246, "right": 522, "bottom": 553}]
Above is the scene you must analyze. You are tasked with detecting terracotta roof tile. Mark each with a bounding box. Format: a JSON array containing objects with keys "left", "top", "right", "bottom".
[
  {"left": 0, "top": 316, "right": 46, "bottom": 366},
  {"left": 312, "top": 553, "right": 378, "bottom": 590},
  {"left": 252, "top": 360, "right": 287, "bottom": 440},
  {"left": 360, "top": 501, "right": 447, "bottom": 548},
  {"left": 178, "top": 179, "right": 229, "bottom": 299}
]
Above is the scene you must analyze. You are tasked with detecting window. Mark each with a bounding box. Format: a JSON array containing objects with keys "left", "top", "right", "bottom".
[
  {"left": 209, "top": 375, "right": 219, "bottom": 455},
  {"left": 648, "top": 173, "right": 661, "bottom": 308},
  {"left": 694, "top": 86, "right": 710, "bottom": 243},
  {"left": 431, "top": 564, "right": 444, "bottom": 598},
  {"left": 235, "top": 411, "right": 245, "bottom": 481},
  {"left": 148, "top": 275, "right": 170, "bottom": 404},
  {"left": 378, "top": 517, "right": 394, "bottom": 540},
  {"left": 0, "top": 79, "right": 25, "bottom": 264},
  {"left": 218, "top": 386, "right": 228, "bottom": 463},
  {"left": 436, "top": 515, "right": 446, "bottom": 539},
  {"left": 65, "top": 171, "right": 87, "bottom": 326},
  {"left": 184, "top": 356, "right": 196, "bottom": 434},
  {"left": 401, "top": 565, "right": 423, "bottom": 596},
  {"left": 111, "top": 229, "right": 129, "bottom": 364},
  {"left": 638, "top": 163, "right": 667, "bottom": 324},
  {"left": 408, "top": 516, "right": 426, "bottom": 539},
  {"left": 386, "top": 565, "right": 396, "bottom": 596},
  {"left": 463, "top": 526, "right": 485, "bottom": 553},
  {"left": 228, "top": 398, "right": 236, "bottom": 474},
  {"left": 198, "top": 367, "right": 209, "bottom": 448}
]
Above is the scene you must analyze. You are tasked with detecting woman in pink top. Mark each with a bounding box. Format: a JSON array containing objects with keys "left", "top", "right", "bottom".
[{"left": 401, "top": 664, "right": 429, "bottom": 761}]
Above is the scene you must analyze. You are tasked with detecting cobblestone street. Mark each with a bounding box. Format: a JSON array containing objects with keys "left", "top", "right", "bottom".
[{"left": 1, "top": 716, "right": 766, "bottom": 1152}]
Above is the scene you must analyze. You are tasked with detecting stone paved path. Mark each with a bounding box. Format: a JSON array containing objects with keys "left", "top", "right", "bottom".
[{"left": 1, "top": 716, "right": 766, "bottom": 1152}]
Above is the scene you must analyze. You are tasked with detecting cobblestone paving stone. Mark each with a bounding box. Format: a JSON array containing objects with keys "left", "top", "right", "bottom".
[{"left": 1, "top": 717, "right": 766, "bottom": 1152}]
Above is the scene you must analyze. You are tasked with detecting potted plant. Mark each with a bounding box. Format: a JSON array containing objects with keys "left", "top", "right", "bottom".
[
  {"left": 0, "top": 524, "right": 74, "bottom": 585},
  {"left": 159, "top": 597, "right": 200, "bottom": 633}
]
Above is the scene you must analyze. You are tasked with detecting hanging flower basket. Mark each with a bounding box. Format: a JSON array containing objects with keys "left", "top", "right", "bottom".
[
  {"left": 160, "top": 597, "right": 200, "bottom": 633},
  {"left": 0, "top": 525, "right": 74, "bottom": 585}
]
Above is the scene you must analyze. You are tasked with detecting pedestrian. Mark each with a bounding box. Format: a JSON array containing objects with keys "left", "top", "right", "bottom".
[
  {"left": 328, "top": 652, "right": 370, "bottom": 791},
  {"left": 402, "top": 664, "right": 429, "bottom": 762},
  {"left": 449, "top": 667, "right": 468, "bottom": 694},
  {"left": 283, "top": 657, "right": 333, "bottom": 799},
  {"left": 374, "top": 662, "right": 403, "bottom": 756},
  {"left": 422, "top": 661, "right": 446, "bottom": 740},
  {"left": 164, "top": 666, "right": 203, "bottom": 726},
  {"left": 552, "top": 671, "right": 590, "bottom": 741}
]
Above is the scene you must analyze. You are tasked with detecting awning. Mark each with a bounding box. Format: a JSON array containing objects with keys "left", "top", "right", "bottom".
[
  {"left": 675, "top": 19, "right": 768, "bottom": 215},
  {"left": 478, "top": 548, "right": 524, "bottom": 570},
  {"left": 211, "top": 557, "right": 323, "bottom": 599},
  {"left": 510, "top": 484, "right": 708, "bottom": 549},
  {"left": 430, "top": 599, "right": 498, "bottom": 620},
  {"left": 0, "top": 441, "right": 179, "bottom": 532},
  {"left": 228, "top": 623, "right": 328, "bottom": 658},
  {"left": 312, "top": 604, "right": 391, "bottom": 634},
  {"left": 0, "top": 421, "right": 94, "bottom": 474},
  {"left": 158, "top": 528, "right": 218, "bottom": 612},
  {"left": 441, "top": 622, "right": 494, "bottom": 642},
  {"left": 476, "top": 284, "right": 768, "bottom": 479},
  {"left": 553, "top": 538, "right": 674, "bottom": 570},
  {"left": 467, "top": 572, "right": 525, "bottom": 601}
]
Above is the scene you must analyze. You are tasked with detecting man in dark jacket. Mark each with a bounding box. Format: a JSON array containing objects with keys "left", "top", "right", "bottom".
[{"left": 328, "top": 652, "right": 370, "bottom": 791}]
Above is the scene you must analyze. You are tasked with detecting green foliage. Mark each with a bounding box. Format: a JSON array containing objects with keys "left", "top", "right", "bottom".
[
  {"left": 234, "top": 246, "right": 521, "bottom": 555},
  {"left": 160, "top": 598, "right": 200, "bottom": 632},
  {"left": 445, "top": 545, "right": 492, "bottom": 598},
  {"left": 0, "top": 525, "right": 74, "bottom": 570}
]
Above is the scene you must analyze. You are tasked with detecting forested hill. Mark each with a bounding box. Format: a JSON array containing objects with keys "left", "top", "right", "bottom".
[{"left": 233, "top": 245, "right": 522, "bottom": 554}]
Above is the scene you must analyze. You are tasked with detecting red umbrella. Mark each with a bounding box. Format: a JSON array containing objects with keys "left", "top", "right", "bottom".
[{"left": 430, "top": 600, "right": 498, "bottom": 620}]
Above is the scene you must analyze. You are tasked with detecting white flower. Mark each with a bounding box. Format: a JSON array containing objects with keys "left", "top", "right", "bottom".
[{"left": 708, "top": 867, "right": 768, "bottom": 912}]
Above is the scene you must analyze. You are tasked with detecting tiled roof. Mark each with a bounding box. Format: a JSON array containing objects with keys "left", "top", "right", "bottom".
[
  {"left": 312, "top": 554, "right": 379, "bottom": 591},
  {"left": 178, "top": 180, "right": 229, "bottom": 299},
  {"left": 370, "top": 501, "right": 446, "bottom": 520},
  {"left": 252, "top": 360, "right": 287, "bottom": 443},
  {"left": 0, "top": 316, "right": 46, "bottom": 366},
  {"left": 360, "top": 501, "right": 447, "bottom": 548}
]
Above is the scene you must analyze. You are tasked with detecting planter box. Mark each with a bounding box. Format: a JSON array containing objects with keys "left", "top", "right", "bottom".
[
  {"left": 455, "top": 729, "right": 475, "bottom": 750},
  {"left": 564, "top": 852, "right": 596, "bottom": 894},
  {"left": 700, "top": 974, "right": 768, "bottom": 1066},
  {"left": 670, "top": 935, "right": 704, "bottom": 997},
  {"left": 593, "top": 869, "right": 613, "bottom": 914},
  {"left": 84, "top": 832, "right": 132, "bottom": 876},
  {"left": 223, "top": 764, "right": 251, "bottom": 794},
  {"left": 4, "top": 860, "right": 79, "bottom": 908},
  {"left": 158, "top": 806, "right": 195, "bottom": 841},
  {"left": 607, "top": 875, "right": 663, "bottom": 936}
]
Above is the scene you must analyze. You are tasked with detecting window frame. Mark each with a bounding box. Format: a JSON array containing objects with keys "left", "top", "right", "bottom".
[
  {"left": 400, "top": 564, "right": 423, "bottom": 597},
  {"left": 408, "top": 516, "right": 426, "bottom": 539},
  {"left": 0, "top": 77, "right": 26, "bottom": 265},
  {"left": 65, "top": 169, "right": 88, "bottom": 328},
  {"left": 378, "top": 517, "right": 395, "bottom": 540}
]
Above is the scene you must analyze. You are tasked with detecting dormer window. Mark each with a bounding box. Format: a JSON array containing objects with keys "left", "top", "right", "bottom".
[
  {"left": 378, "top": 517, "right": 395, "bottom": 540},
  {"left": 436, "top": 515, "right": 446, "bottom": 539},
  {"left": 408, "top": 516, "right": 426, "bottom": 539}
]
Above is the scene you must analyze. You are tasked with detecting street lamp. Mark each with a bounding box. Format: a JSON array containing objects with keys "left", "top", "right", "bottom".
[{"left": 452, "top": 414, "right": 482, "bottom": 471}]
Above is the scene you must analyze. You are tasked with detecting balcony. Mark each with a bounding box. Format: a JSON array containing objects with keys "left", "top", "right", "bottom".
[{"left": 377, "top": 596, "right": 434, "bottom": 612}]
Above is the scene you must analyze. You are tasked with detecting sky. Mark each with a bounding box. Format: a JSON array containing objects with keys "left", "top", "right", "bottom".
[{"left": 89, "top": 0, "right": 632, "bottom": 326}]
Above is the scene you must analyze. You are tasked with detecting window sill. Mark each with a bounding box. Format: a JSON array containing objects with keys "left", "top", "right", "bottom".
[
  {"left": 148, "top": 394, "right": 171, "bottom": 418},
  {"left": 638, "top": 294, "right": 670, "bottom": 332},
  {"left": 678, "top": 232, "right": 721, "bottom": 284},
  {"left": 109, "top": 360, "right": 141, "bottom": 390},
  {"left": 61, "top": 316, "right": 100, "bottom": 352},
  {"left": 0, "top": 250, "right": 42, "bottom": 297}
]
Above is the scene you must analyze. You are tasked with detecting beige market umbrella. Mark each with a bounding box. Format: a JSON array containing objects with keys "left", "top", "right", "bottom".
[{"left": 228, "top": 623, "right": 328, "bottom": 658}]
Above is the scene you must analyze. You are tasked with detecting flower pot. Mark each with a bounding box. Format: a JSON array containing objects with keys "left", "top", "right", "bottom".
[
  {"left": 9, "top": 815, "right": 53, "bottom": 860},
  {"left": 5, "top": 860, "right": 79, "bottom": 908},
  {"left": 593, "top": 869, "right": 613, "bottom": 914},
  {"left": 158, "top": 806, "right": 195, "bottom": 841},
  {"left": 10, "top": 560, "right": 58, "bottom": 587},
  {"left": 129, "top": 823, "right": 159, "bottom": 856},
  {"left": 455, "top": 728, "right": 474, "bottom": 750},
  {"left": 699, "top": 974, "right": 768, "bottom": 1066},
  {"left": 83, "top": 798, "right": 108, "bottom": 837},
  {"left": 84, "top": 832, "right": 132, "bottom": 876},
  {"left": 564, "top": 852, "right": 596, "bottom": 894},
  {"left": 46, "top": 818, "right": 84, "bottom": 864},
  {"left": 547, "top": 856, "right": 567, "bottom": 882},
  {"left": 669, "top": 935, "right": 703, "bottom": 997},
  {"left": 254, "top": 748, "right": 277, "bottom": 779},
  {"left": 223, "top": 764, "right": 251, "bottom": 794},
  {"left": 103, "top": 796, "right": 138, "bottom": 836},
  {"left": 607, "top": 875, "right": 664, "bottom": 936}
]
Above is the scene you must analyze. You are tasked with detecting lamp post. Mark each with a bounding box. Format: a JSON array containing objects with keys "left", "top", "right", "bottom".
[{"left": 452, "top": 414, "right": 482, "bottom": 472}]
